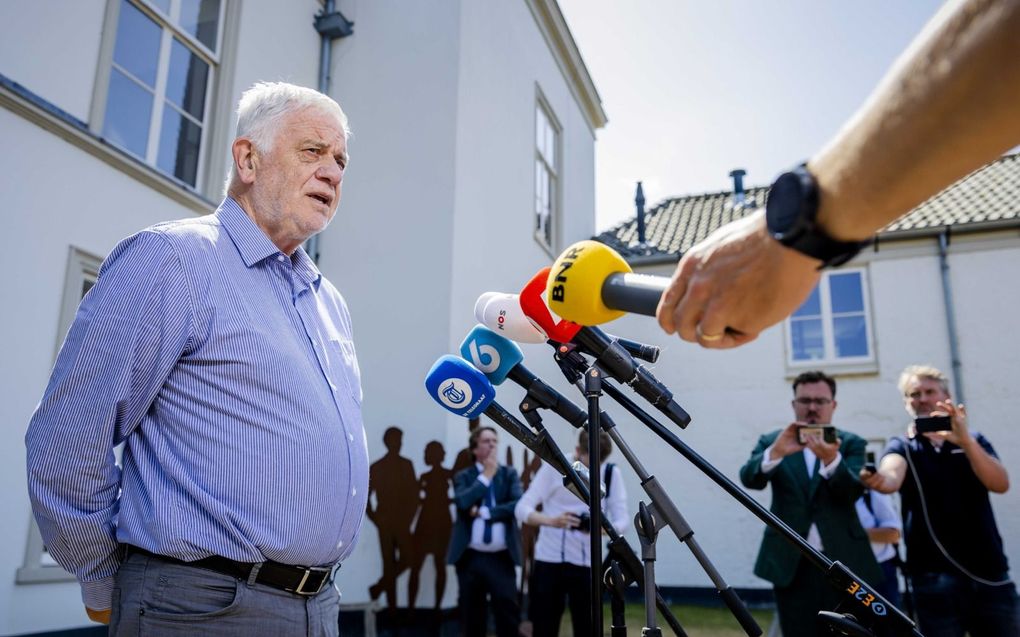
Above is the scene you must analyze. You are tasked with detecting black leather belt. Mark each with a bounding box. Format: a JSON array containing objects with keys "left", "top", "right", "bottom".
[{"left": 126, "top": 545, "right": 338, "bottom": 596}]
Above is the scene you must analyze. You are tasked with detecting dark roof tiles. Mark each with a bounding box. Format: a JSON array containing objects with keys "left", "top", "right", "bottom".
[{"left": 597, "top": 152, "right": 1020, "bottom": 260}]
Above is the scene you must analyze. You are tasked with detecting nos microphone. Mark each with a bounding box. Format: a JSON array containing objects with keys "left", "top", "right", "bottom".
[
  {"left": 474, "top": 292, "right": 547, "bottom": 344},
  {"left": 459, "top": 325, "right": 586, "bottom": 428},
  {"left": 545, "top": 240, "right": 668, "bottom": 326}
]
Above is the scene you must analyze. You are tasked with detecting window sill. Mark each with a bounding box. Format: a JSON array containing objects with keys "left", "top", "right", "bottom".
[
  {"left": 784, "top": 359, "right": 879, "bottom": 379},
  {"left": 534, "top": 233, "right": 557, "bottom": 259},
  {"left": 16, "top": 565, "right": 76, "bottom": 584}
]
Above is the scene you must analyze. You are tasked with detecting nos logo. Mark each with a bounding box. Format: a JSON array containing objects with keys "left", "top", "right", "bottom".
[{"left": 466, "top": 339, "right": 500, "bottom": 374}]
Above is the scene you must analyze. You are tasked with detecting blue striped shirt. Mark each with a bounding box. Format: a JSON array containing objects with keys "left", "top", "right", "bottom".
[{"left": 26, "top": 198, "right": 369, "bottom": 610}]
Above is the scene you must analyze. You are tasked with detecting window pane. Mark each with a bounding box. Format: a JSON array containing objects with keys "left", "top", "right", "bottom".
[
  {"left": 545, "top": 123, "right": 555, "bottom": 167},
  {"left": 166, "top": 38, "right": 209, "bottom": 120},
  {"left": 790, "top": 318, "right": 824, "bottom": 361},
  {"left": 834, "top": 315, "right": 869, "bottom": 358},
  {"left": 104, "top": 69, "right": 154, "bottom": 157},
  {"left": 149, "top": 0, "right": 170, "bottom": 14},
  {"left": 793, "top": 285, "right": 821, "bottom": 317},
  {"left": 157, "top": 105, "right": 202, "bottom": 185},
  {"left": 113, "top": 0, "right": 162, "bottom": 88},
  {"left": 179, "top": 0, "right": 221, "bottom": 51},
  {"left": 536, "top": 107, "right": 545, "bottom": 152},
  {"left": 830, "top": 272, "right": 864, "bottom": 314}
]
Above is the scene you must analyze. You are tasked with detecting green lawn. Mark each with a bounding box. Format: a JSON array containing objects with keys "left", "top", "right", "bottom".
[{"left": 554, "top": 603, "right": 776, "bottom": 637}]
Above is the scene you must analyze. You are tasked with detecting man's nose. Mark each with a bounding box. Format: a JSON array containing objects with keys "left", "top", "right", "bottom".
[{"left": 317, "top": 162, "right": 344, "bottom": 187}]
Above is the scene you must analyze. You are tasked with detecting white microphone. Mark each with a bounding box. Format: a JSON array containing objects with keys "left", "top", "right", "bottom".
[{"left": 474, "top": 292, "right": 547, "bottom": 344}]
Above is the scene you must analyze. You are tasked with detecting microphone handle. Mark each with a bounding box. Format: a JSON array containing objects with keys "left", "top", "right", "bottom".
[
  {"left": 482, "top": 403, "right": 570, "bottom": 477},
  {"left": 602, "top": 272, "right": 668, "bottom": 317}
]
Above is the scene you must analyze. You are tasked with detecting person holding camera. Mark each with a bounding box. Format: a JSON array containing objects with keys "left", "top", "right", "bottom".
[
  {"left": 861, "top": 365, "right": 1019, "bottom": 636},
  {"left": 739, "top": 371, "right": 880, "bottom": 637},
  {"left": 515, "top": 430, "right": 629, "bottom": 637}
]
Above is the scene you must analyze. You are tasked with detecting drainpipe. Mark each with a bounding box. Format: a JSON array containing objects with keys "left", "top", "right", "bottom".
[
  {"left": 306, "top": 1, "right": 354, "bottom": 263},
  {"left": 938, "top": 229, "right": 965, "bottom": 403}
]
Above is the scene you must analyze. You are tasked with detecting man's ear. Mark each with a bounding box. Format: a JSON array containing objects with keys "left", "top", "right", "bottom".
[{"left": 232, "top": 138, "right": 258, "bottom": 185}]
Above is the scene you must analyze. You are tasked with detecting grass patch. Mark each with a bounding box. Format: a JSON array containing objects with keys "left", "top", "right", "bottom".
[{"left": 553, "top": 603, "right": 776, "bottom": 636}]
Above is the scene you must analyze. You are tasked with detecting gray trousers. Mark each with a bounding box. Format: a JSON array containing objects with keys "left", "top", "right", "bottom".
[{"left": 109, "top": 552, "right": 341, "bottom": 636}]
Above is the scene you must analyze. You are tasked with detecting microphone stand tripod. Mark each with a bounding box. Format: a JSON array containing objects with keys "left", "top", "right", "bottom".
[
  {"left": 509, "top": 395, "right": 688, "bottom": 636},
  {"left": 555, "top": 346, "right": 762, "bottom": 636},
  {"left": 593, "top": 372, "right": 923, "bottom": 637},
  {"left": 584, "top": 366, "right": 605, "bottom": 637}
]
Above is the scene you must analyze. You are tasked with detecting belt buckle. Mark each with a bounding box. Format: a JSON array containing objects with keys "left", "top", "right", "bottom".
[{"left": 293, "top": 566, "right": 332, "bottom": 596}]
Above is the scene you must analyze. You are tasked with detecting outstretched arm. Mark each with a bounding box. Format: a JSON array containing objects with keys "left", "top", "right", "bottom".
[{"left": 657, "top": 0, "right": 1020, "bottom": 348}]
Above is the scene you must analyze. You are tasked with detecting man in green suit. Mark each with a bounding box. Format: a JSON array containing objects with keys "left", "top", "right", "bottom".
[{"left": 740, "top": 371, "right": 881, "bottom": 637}]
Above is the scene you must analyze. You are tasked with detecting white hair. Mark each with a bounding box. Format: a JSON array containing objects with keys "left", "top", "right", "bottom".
[{"left": 224, "top": 81, "right": 350, "bottom": 194}]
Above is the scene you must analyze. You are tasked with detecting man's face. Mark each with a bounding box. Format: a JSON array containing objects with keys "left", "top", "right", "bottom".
[
  {"left": 472, "top": 429, "right": 498, "bottom": 463},
  {"left": 792, "top": 381, "right": 836, "bottom": 425},
  {"left": 247, "top": 107, "right": 347, "bottom": 253},
  {"left": 903, "top": 376, "right": 951, "bottom": 417}
]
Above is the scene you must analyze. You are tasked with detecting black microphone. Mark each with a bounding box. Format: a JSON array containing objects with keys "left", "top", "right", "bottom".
[{"left": 568, "top": 327, "right": 691, "bottom": 429}]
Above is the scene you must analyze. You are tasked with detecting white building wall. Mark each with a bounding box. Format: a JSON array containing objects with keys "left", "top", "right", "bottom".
[
  {"left": 315, "top": 0, "right": 465, "bottom": 608},
  {"left": 0, "top": 0, "right": 106, "bottom": 122},
  {"left": 4, "top": 0, "right": 580, "bottom": 628}
]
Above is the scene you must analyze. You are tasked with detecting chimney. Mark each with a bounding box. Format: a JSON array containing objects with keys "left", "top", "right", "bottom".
[
  {"left": 730, "top": 168, "right": 747, "bottom": 206},
  {"left": 635, "top": 181, "right": 646, "bottom": 245}
]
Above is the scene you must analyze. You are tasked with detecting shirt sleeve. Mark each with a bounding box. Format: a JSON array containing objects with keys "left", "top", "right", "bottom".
[
  {"left": 869, "top": 492, "right": 902, "bottom": 531},
  {"left": 760, "top": 443, "right": 782, "bottom": 473},
  {"left": 514, "top": 463, "right": 556, "bottom": 525},
  {"left": 25, "top": 230, "right": 194, "bottom": 611},
  {"left": 818, "top": 452, "right": 843, "bottom": 478},
  {"left": 605, "top": 464, "right": 630, "bottom": 534}
]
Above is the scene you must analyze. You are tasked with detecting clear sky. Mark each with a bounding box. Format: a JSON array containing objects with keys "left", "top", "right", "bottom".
[{"left": 557, "top": 0, "right": 946, "bottom": 231}]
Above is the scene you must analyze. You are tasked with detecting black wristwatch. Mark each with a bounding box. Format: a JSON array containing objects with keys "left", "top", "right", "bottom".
[{"left": 765, "top": 164, "right": 867, "bottom": 267}]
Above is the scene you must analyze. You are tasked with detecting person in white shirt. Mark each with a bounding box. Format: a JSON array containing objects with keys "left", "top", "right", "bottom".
[
  {"left": 515, "top": 430, "right": 629, "bottom": 637},
  {"left": 855, "top": 490, "right": 903, "bottom": 608}
]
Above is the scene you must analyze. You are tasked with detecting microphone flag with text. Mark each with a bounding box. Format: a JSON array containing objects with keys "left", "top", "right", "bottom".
[
  {"left": 459, "top": 325, "right": 587, "bottom": 428},
  {"left": 474, "top": 292, "right": 548, "bottom": 344},
  {"left": 423, "top": 355, "right": 574, "bottom": 479},
  {"left": 545, "top": 240, "right": 669, "bottom": 326}
]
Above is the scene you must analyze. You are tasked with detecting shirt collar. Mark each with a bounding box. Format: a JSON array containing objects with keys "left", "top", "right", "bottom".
[{"left": 216, "top": 197, "right": 322, "bottom": 291}]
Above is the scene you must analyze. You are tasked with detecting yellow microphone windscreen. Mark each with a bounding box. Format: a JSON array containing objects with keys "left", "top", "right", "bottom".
[{"left": 546, "top": 240, "right": 631, "bottom": 325}]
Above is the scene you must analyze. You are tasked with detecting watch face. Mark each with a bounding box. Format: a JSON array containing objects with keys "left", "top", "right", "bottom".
[{"left": 766, "top": 172, "right": 806, "bottom": 239}]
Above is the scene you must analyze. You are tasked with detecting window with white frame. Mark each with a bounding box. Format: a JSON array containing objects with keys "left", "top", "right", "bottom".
[
  {"left": 18, "top": 248, "right": 103, "bottom": 584},
  {"left": 102, "top": 0, "right": 223, "bottom": 189},
  {"left": 535, "top": 99, "right": 559, "bottom": 252},
  {"left": 787, "top": 268, "right": 874, "bottom": 366}
]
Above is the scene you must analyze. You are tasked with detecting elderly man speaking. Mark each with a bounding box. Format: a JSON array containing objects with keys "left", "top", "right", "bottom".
[{"left": 26, "top": 82, "right": 368, "bottom": 636}]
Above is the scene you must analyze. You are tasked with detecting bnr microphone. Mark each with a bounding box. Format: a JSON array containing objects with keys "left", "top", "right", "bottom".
[
  {"left": 545, "top": 240, "right": 668, "bottom": 326},
  {"left": 459, "top": 325, "right": 587, "bottom": 428},
  {"left": 474, "top": 292, "right": 547, "bottom": 344}
]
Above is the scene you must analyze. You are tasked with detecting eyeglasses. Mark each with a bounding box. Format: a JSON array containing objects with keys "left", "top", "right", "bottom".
[{"left": 794, "top": 397, "right": 833, "bottom": 407}]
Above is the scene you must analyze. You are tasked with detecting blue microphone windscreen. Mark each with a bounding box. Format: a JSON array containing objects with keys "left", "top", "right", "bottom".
[
  {"left": 424, "top": 355, "right": 496, "bottom": 418},
  {"left": 458, "top": 324, "right": 523, "bottom": 385}
]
